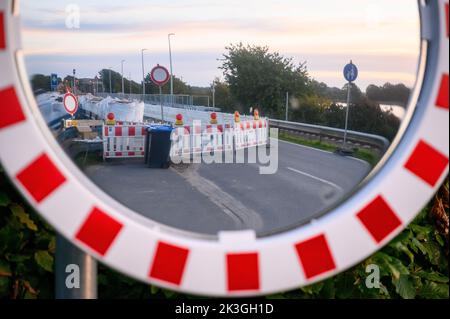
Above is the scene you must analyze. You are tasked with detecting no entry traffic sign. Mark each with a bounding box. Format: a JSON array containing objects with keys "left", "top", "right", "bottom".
[
  {"left": 63, "top": 92, "right": 78, "bottom": 116},
  {"left": 150, "top": 65, "right": 170, "bottom": 87}
]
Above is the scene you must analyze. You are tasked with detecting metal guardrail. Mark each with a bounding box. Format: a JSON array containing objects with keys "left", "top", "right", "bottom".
[
  {"left": 75, "top": 95, "right": 390, "bottom": 152},
  {"left": 269, "top": 119, "right": 390, "bottom": 152},
  {"left": 95, "top": 93, "right": 221, "bottom": 112}
]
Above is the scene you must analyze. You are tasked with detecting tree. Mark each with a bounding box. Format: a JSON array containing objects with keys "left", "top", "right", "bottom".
[
  {"left": 290, "top": 95, "right": 331, "bottom": 125},
  {"left": 99, "top": 69, "right": 123, "bottom": 94},
  {"left": 214, "top": 80, "right": 233, "bottom": 111},
  {"left": 30, "top": 74, "right": 52, "bottom": 92},
  {"left": 322, "top": 97, "right": 401, "bottom": 141},
  {"left": 310, "top": 80, "right": 347, "bottom": 101},
  {"left": 366, "top": 83, "right": 411, "bottom": 106},
  {"left": 220, "top": 43, "right": 311, "bottom": 118}
]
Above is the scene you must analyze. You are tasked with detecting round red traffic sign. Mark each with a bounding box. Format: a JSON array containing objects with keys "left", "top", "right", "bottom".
[
  {"left": 150, "top": 65, "right": 170, "bottom": 87},
  {"left": 63, "top": 93, "right": 78, "bottom": 116}
]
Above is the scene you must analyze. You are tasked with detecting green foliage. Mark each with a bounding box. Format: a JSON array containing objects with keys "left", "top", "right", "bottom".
[
  {"left": 0, "top": 169, "right": 55, "bottom": 299},
  {"left": 221, "top": 43, "right": 311, "bottom": 117},
  {"left": 30, "top": 74, "right": 60, "bottom": 93},
  {"left": 366, "top": 83, "right": 411, "bottom": 107},
  {"left": 219, "top": 44, "right": 401, "bottom": 141},
  {"left": 278, "top": 132, "right": 379, "bottom": 167},
  {"left": 272, "top": 208, "right": 448, "bottom": 300}
]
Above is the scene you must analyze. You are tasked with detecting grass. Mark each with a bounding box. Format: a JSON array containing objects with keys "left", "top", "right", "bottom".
[{"left": 278, "top": 131, "right": 380, "bottom": 167}]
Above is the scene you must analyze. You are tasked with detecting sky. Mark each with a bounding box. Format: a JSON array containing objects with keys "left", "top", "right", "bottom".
[{"left": 20, "top": 0, "right": 421, "bottom": 90}]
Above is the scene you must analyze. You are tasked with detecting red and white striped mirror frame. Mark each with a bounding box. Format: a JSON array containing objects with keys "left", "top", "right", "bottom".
[{"left": 0, "top": 0, "right": 448, "bottom": 296}]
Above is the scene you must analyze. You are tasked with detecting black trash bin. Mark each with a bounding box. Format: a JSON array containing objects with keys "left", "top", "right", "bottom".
[{"left": 145, "top": 125, "right": 173, "bottom": 169}]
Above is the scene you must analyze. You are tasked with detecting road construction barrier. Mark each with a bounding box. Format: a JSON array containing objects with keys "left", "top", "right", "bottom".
[
  {"left": 192, "top": 124, "right": 203, "bottom": 154},
  {"left": 223, "top": 124, "right": 234, "bottom": 152},
  {"left": 103, "top": 124, "right": 146, "bottom": 160},
  {"left": 171, "top": 126, "right": 192, "bottom": 157},
  {"left": 246, "top": 121, "right": 257, "bottom": 147},
  {"left": 64, "top": 119, "right": 104, "bottom": 129},
  {"left": 204, "top": 125, "right": 224, "bottom": 152},
  {"left": 234, "top": 123, "right": 246, "bottom": 150},
  {"left": 102, "top": 118, "right": 269, "bottom": 160},
  {"left": 256, "top": 119, "right": 269, "bottom": 146}
]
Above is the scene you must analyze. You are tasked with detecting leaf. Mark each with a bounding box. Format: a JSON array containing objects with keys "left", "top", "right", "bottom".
[
  {"left": 393, "top": 275, "right": 416, "bottom": 299},
  {"left": 22, "top": 280, "right": 38, "bottom": 296},
  {"left": 321, "top": 279, "right": 336, "bottom": 299},
  {"left": 7, "top": 254, "right": 30, "bottom": 263},
  {"left": 10, "top": 204, "right": 38, "bottom": 231},
  {"left": 0, "top": 277, "right": 10, "bottom": 297},
  {"left": 162, "top": 288, "right": 177, "bottom": 299},
  {"left": 335, "top": 272, "right": 357, "bottom": 299},
  {"left": 34, "top": 251, "right": 53, "bottom": 273},
  {"left": 416, "top": 271, "right": 449, "bottom": 284},
  {"left": 150, "top": 285, "right": 159, "bottom": 295},
  {"left": 418, "top": 281, "right": 449, "bottom": 299},
  {"left": 434, "top": 233, "right": 445, "bottom": 247},
  {"left": 390, "top": 241, "right": 414, "bottom": 264},
  {"left": 0, "top": 192, "right": 10, "bottom": 207},
  {"left": 375, "top": 252, "right": 409, "bottom": 280},
  {"left": 0, "top": 225, "right": 25, "bottom": 253},
  {"left": 48, "top": 237, "right": 56, "bottom": 253},
  {"left": 0, "top": 260, "right": 12, "bottom": 278},
  {"left": 409, "top": 224, "right": 433, "bottom": 239}
]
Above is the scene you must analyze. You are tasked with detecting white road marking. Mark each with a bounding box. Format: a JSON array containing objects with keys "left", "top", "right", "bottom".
[
  {"left": 287, "top": 167, "right": 344, "bottom": 192},
  {"left": 279, "top": 140, "right": 371, "bottom": 167}
]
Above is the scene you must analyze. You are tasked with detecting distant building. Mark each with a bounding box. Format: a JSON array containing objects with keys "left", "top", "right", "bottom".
[{"left": 77, "top": 77, "right": 104, "bottom": 94}]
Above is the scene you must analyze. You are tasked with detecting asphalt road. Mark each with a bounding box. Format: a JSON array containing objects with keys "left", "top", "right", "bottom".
[{"left": 83, "top": 141, "right": 371, "bottom": 236}]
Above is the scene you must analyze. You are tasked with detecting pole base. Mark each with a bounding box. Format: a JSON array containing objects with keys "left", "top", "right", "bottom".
[{"left": 335, "top": 146, "right": 355, "bottom": 156}]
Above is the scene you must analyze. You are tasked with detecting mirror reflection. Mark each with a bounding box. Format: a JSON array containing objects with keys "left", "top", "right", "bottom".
[{"left": 21, "top": 0, "right": 420, "bottom": 235}]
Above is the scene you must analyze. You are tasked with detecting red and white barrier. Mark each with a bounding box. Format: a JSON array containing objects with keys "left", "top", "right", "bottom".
[
  {"left": 223, "top": 124, "right": 234, "bottom": 152},
  {"left": 192, "top": 124, "right": 203, "bottom": 154},
  {"left": 102, "top": 119, "right": 269, "bottom": 160},
  {"left": 171, "top": 126, "right": 192, "bottom": 157},
  {"left": 256, "top": 119, "right": 269, "bottom": 146},
  {"left": 234, "top": 123, "right": 246, "bottom": 150},
  {"left": 247, "top": 121, "right": 257, "bottom": 147},
  {"left": 204, "top": 125, "right": 224, "bottom": 152},
  {"left": 103, "top": 124, "right": 146, "bottom": 159},
  {"left": 233, "top": 120, "right": 269, "bottom": 150}
]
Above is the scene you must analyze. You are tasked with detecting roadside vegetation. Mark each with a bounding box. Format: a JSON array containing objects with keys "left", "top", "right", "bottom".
[{"left": 278, "top": 131, "right": 379, "bottom": 167}]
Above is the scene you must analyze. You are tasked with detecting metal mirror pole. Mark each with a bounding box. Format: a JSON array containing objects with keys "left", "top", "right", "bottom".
[
  {"left": 343, "top": 81, "right": 351, "bottom": 148},
  {"left": 160, "top": 86, "right": 164, "bottom": 122},
  {"left": 55, "top": 234, "right": 97, "bottom": 299}
]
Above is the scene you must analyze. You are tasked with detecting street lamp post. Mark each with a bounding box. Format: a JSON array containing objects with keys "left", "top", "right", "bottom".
[
  {"left": 168, "top": 33, "right": 175, "bottom": 107},
  {"left": 121, "top": 60, "right": 125, "bottom": 96},
  {"left": 109, "top": 67, "right": 112, "bottom": 94},
  {"left": 285, "top": 92, "right": 289, "bottom": 121},
  {"left": 129, "top": 73, "right": 132, "bottom": 95},
  {"left": 141, "top": 49, "right": 148, "bottom": 100},
  {"left": 340, "top": 60, "right": 358, "bottom": 153},
  {"left": 72, "top": 69, "right": 76, "bottom": 94},
  {"left": 212, "top": 81, "right": 216, "bottom": 109}
]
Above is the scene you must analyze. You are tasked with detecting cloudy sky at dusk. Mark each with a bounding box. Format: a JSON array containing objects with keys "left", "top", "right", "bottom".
[{"left": 20, "top": 0, "right": 420, "bottom": 89}]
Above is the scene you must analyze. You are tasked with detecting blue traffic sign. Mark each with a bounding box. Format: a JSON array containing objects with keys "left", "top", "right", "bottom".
[
  {"left": 51, "top": 73, "right": 58, "bottom": 91},
  {"left": 343, "top": 62, "right": 358, "bottom": 82}
]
